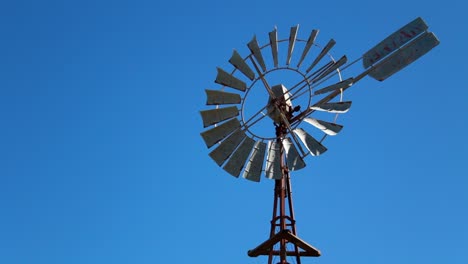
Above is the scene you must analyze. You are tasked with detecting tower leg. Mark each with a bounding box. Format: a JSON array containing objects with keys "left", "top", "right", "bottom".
[{"left": 248, "top": 124, "right": 320, "bottom": 263}]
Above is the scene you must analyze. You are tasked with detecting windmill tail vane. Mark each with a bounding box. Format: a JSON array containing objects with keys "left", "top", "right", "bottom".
[{"left": 199, "top": 17, "right": 439, "bottom": 264}]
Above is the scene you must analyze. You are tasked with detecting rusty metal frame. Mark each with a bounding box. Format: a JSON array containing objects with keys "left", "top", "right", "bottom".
[{"left": 248, "top": 123, "right": 320, "bottom": 264}]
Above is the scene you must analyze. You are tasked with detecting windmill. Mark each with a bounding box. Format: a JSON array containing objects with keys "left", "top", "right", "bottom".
[{"left": 200, "top": 17, "right": 439, "bottom": 264}]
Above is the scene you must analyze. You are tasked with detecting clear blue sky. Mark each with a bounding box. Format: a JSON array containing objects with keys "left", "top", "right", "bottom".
[{"left": 0, "top": 1, "right": 466, "bottom": 264}]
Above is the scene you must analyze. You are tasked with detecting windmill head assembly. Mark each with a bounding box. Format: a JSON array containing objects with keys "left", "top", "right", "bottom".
[{"left": 199, "top": 17, "right": 439, "bottom": 264}]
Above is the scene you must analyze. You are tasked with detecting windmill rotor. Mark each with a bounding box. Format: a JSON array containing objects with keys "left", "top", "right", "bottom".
[{"left": 201, "top": 25, "right": 354, "bottom": 180}]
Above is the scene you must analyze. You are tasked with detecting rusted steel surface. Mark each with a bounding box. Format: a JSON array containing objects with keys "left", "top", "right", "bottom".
[
  {"left": 369, "top": 31, "right": 440, "bottom": 81},
  {"left": 268, "top": 250, "right": 321, "bottom": 256},
  {"left": 285, "top": 231, "right": 321, "bottom": 257},
  {"left": 363, "top": 17, "right": 428, "bottom": 68},
  {"left": 248, "top": 229, "right": 321, "bottom": 257},
  {"left": 266, "top": 84, "right": 293, "bottom": 124},
  {"left": 248, "top": 123, "right": 320, "bottom": 263},
  {"left": 248, "top": 229, "right": 287, "bottom": 257}
]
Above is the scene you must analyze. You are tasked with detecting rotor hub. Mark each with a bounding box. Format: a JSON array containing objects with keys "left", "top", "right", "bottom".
[{"left": 266, "top": 84, "right": 294, "bottom": 124}]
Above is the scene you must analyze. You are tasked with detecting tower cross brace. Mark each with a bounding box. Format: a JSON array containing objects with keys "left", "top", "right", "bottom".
[{"left": 248, "top": 123, "right": 321, "bottom": 264}]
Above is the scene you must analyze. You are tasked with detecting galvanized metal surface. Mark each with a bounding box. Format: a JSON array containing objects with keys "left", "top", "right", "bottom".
[
  {"left": 200, "top": 106, "right": 239, "bottom": 128},
  {"left": 243, "top": 141, "right": 267, "bottom": 182},
  {"left": 369, "top": 32, "right": 440, "bottom": 81},
  {"left": 223, "top": 136, "right": 256, "bottom": 177},
  {"left": 287, "top": 25, "right": 299, "bottom": 65},
  {"left": 363, "top": 17, "right": 428, "bottom": 68},
  {"left": 265, "top": 141, "right": 282, "bottom": 179},
  {"left": 303, "top": 117, "right": 343, "bottom": 136},
  {"left": 306, "top": 39, "right": 336, "bottom": 72},
  {"left": 283, "top": 137, "right": 305, "bottom": 171},
  {"left": 209, "top": 129, "right": 246, "bottom": 166},
  {"left": 229, "top": 50, "right": 255, "bottom": 81},
  {"left": 205, "top": 89, "right": 241, "bottom": 105},
  {"left": 314, "top": 78, "right": 353, "bottom": 95},
  {"left": 310, "top": 101, "right": 352, "bottom": 113},
  {"left": 247, "top": 35, "right": 267, "bottom": 72},
  {"left": 293, "top": 128, "right": 327, "bottom": 156},
  {"left": 215, "top": 67, "right": 247, "bottom": 91},
  {"left": 297, "top": 29, "right": 318, "bottom": 68},
  {"left": 200, "top": 118, "right": 241, "bottom": 148},
  {"left": 315, "top": 55, "right": 347, "bottom": 82},
  {"left": 269, "top": 28, "right": 279, "bottom": 68}
]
